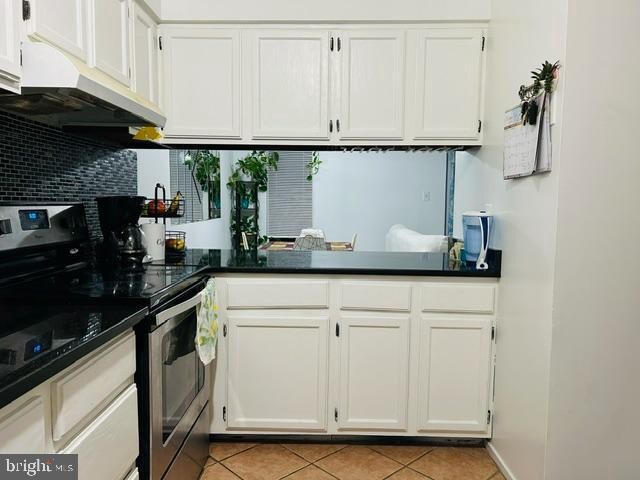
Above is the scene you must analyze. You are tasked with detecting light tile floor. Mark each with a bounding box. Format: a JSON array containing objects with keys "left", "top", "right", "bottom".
[{"left": 202, "top": 442, "right": 505, "bottom": 480}]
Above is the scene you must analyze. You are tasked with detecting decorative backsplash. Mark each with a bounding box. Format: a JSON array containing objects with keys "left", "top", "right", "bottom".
[{"left": 0, "top": 112, "right": 137, "bottom": 237}]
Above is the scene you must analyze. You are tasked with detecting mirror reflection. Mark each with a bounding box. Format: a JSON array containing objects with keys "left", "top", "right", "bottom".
[{"left": 137, "top": 149, "right": 454, "bottom": 252}]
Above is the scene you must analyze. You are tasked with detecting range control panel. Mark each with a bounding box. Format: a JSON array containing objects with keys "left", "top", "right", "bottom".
[{"left": 0, "top": 204, "right": 89, "bottom": 251}]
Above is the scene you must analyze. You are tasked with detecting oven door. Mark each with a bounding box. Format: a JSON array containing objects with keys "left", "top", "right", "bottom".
[{"left": 149, "top": 283, "right": 210, "bottom": 480}]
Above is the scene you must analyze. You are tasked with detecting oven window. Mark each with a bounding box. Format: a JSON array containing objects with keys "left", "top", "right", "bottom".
[{"left": 161, "top": 310, "right": 202, "bottom": 442}]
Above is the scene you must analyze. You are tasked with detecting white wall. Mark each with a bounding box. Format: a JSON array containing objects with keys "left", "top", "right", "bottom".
[
  {"left": 160, "top": 0, "right": 490, "bottom": 22},
  {"left": 452, "top": 1, "right": 567, "bottom": 479},
  {"left": 313, "top": 151, "right": 446, "bottom": 251},
  {"left": 137, "top": 149, "right": 170, "bottom": 199},
  {"left": 544, "top": 1, "right": 640, "bottom": 478}
]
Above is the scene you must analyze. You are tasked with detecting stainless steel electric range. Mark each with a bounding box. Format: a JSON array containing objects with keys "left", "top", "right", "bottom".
[{"left": 0, "top": 203, "right": 211, "bottom": 480}]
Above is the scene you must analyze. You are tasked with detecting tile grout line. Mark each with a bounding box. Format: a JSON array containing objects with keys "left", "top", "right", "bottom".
[
  {"left": 282, "top": 443, "right": 349, "bottom": 464},
  {"left": 309, "top": 460, "right": 341, "bottom": 480},
  {"left": 369, "top": 445, "right": 437, "bottom": 471},
  {"left": 215, "top": 443, "right": 260, "bottom": 464}
]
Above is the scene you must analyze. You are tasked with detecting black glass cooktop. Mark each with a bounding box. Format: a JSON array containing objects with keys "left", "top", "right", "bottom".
[
  {"left": 0, "top": 303, "right": 147, "bottom": 408},
  {"left": 1, "top": 262, "right": 206, "bottom": 309}
]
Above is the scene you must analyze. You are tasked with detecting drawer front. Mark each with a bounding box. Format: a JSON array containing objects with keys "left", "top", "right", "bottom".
[
  {"left": 226, "top": 279, "right": 329, "bottom": 309},
  {"left": 62, "top": 384, "right": 139, "bottom": 480},
  {"left": 0, "top": 397, "right": 46, "bottom": 454},
  {"left": 52, "top": 333, "right": 136, "bottom": 441},
  {"left": 340, "top": 282, "right": 412, "bottom": 312},
  {"left": 420, "top": 284, "right": 496, "bottom": 314}
]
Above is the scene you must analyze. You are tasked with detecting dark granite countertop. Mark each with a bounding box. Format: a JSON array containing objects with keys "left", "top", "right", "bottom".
[
  {"left": 171, "top": 248, "right": 502, "bottom": 278},
  {"left": 0, "top": 303, "right": 147, "bottom": 409}
]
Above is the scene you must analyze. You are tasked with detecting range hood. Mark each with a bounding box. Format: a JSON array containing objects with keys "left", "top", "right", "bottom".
[{"left": 0, "top": 41, "right": 166, "bottom": 128}]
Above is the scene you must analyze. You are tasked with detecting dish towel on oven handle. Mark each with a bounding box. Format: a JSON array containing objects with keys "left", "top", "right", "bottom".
[{"left": 195, "top": 278, "right": 218, "bottom": 365}]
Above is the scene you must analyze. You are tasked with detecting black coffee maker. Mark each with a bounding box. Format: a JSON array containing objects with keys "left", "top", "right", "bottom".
[{"left": 96, "top": 196, "right": 147, "bottom": 264}]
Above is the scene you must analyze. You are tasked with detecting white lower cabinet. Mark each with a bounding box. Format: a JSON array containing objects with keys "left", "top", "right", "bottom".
[
  {"left": 0, "top": 397, "right": 47, "bottom": 453},
  {"left": 0, "top": 332, "right": 139, "bottom": 476},
  {"left": 62, "top": 384, "right": 139, "bottom": 480},
  {"left": 214, "top": 276, "right": 497, "bottom": 438},
  {"left": 336, "top": 314, "right": 410, "bottom": 431},
  {"left": 226, "top": 313, "right": 329, "bottom": 431},
  {"left": 416, "top": 316, "right": 493, "bottom": 434}
]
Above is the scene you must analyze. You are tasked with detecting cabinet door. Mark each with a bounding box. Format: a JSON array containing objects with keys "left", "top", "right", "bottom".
[
  {"left": 131, "top": 2, "right": 158, "bottom": 104},
  {"left": 249, "top": 29, "right": 330, "bottom": 140},
  {"left": 0, "top": 0, "right": 21, "bottom": 91},
  {"left": 410, "top": 29, "right": 484, "bottom": 140},
  {"left": 337, "top": 314, "right": 410, "bottom": 431},
  {"left": 0, "top": 397, "right": 46, "bottom": 453},
  {"left": 162, "top": 28, "right": 241, "bottom": 138},
  {"left": 417, "top": 316, "right": 492, "bottom": 434},
  {"left": 29, "top": 0, "right": 88, "bottom": 61},
  {"left": 92, "top": 0, "right": 130, "bottom": 86},
  {"left": 61, "top": 384, "right": 138, "bottom": 480},
  {"left": 226, "top": 313, "right": 329, "bottom": 431},
  {"left": 337, "top": 30, "right": 405, "bottom": 140}
]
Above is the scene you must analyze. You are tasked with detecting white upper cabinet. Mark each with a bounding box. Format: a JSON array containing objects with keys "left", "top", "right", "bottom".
[
  {"left": 131, "top": 2, "right": 158, "bottom": 104},
  {"left": 416, "top": 316, "right": 492, "bottom": 434},
  {"left": 162, "top": 27, "right": 241, "bottom": 138},
  {"left": 0, "top": 0, "right": 21, "bottom": 92},
  {"left": 408, "top": 28, "right": 484, "bottom": 140},
  {"left": 226, "top": 313, "right": 329, "bottom": 431},
  {"left": 335, "top": 30, "right": 406, "bottom": 140},
  {"left": 28, "top": 0, "right": 89, "bottom": 61},
  {"left": 337, "top": 314, "right": 410, "bottom": 431},
  {"left": 92, "top": 0, "right": 130, "bottom": 86},
  {"left": 249, "top": 29, "right": 330, "bottom": 140}
]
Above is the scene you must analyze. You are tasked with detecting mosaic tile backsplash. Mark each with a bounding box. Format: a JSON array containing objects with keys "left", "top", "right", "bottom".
[{"left": 0, "top": 112, "right": 137, "bottom": 237}]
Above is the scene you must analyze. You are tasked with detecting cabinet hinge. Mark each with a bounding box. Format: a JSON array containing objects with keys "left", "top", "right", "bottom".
[
  {"left": 158, "top": 36, "right": 163, "bottom": 51},
  {"left": 222, "top": 406, "right": 227, "bottom": 422},
  {"left": 335, "top": 323, "right": 340, "bottom": 337},
  {"left": 481, "top": 36, "right": 486, "bottom": 51},
  {"left": 223, "top": 324, "right": 227, "bottom": 337},
  {"left": 478, "top": 120, "right": 482, "bottom": 133},
  {"left": 334, "top": 408, "right": 338, "bottom": 422},
  {"left": 487, "top": 410, "right": 492, "bottom": 424},
  {"left": 22, "top": 0, "right": 31, "bottom": 21},
  {"left": 491, "top": 326, "right": 495, "bottom": 341}
]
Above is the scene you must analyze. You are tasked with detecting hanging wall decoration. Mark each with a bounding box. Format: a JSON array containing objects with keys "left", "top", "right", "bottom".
[{"left": 503, "top": 60, "right": 560, "bottom": 179}]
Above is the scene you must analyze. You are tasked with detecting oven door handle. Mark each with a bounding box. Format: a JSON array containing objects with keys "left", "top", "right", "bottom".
[{"left": 155, "top": 286, "right": 205, "bottom": 326}]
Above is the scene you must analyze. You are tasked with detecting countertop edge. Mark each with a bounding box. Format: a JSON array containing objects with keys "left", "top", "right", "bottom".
[
  {"left": 205, "top": 266, "right": 501, "bottom": 278},
  {"left": 0, "top": 306, "right": 148, "bottom": 410}
]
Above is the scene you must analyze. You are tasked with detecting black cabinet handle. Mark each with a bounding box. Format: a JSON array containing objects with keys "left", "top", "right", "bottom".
[
  {"left": 337, "top": 37, "right": 341, "bottom": 51},
  {"left": 329, "top": 120, "right": 333, "bottom": 133},
  {"left": 336, "top": 119, "right": 340, "bottom": 132},
  {"left": 330, "top": 37, "right": 334, "bottom": 51}
]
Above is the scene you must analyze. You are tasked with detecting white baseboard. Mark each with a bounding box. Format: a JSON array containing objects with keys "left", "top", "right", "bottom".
[{"left": 487, "top": 442, "right": 517, "bottom": 480}]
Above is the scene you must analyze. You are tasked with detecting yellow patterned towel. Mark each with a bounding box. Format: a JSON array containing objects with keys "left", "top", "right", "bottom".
[{"left": 195, "top": 278, "right": 218, "bottom": 365}]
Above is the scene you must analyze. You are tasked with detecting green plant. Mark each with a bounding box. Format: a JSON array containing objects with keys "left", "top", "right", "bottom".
[
  {"left": 227, "top": 151, "right": 279, "bottom": 192},
  {"left": 227, "top": 151, "right": 279, "bottom": 249},
  {"left": 306, "top": 151, "right": 322, "bottom": 181},
  {"left": 183, "top": 150, "right": 220, "bottom": 193},
  {"left": 519, "top": 60, "right": 560, "bottom": 103}
]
